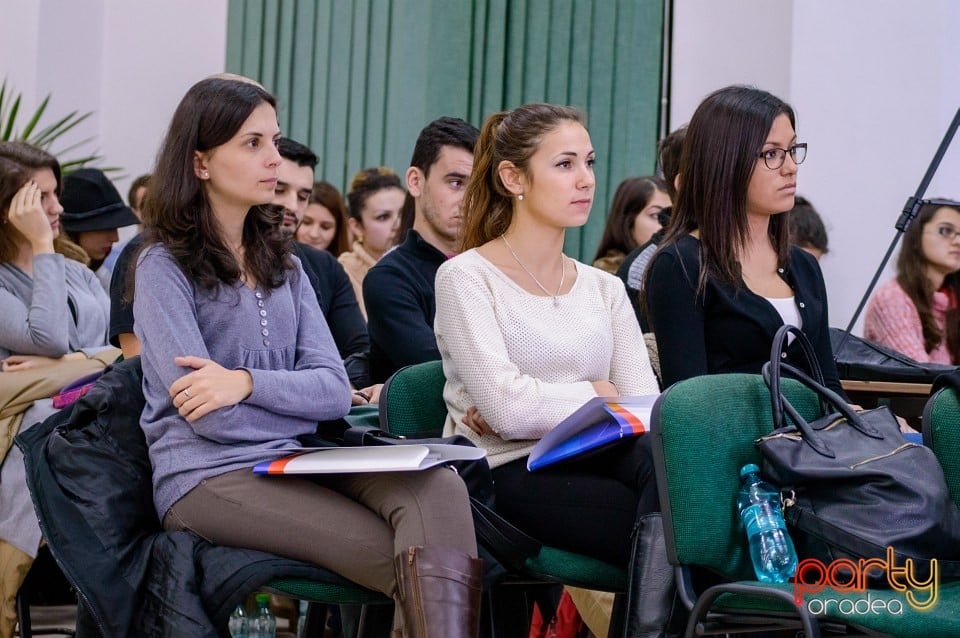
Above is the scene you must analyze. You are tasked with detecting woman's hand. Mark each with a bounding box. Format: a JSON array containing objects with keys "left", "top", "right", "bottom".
[
  {"left": 592, "top": 380, "right": 620, "bottom": 397},
  {"left": 7, "top": 181, "right": 54, "bottom": 252},
  {"left": 169, "top": 355, "right": 253, "bottom": 422},
  {"left": 462, "top": 405, "right": 494, "bottom": 436},
  {"left": 895, "top": 415, "right": 917, "bottom": 434},
  {"left": 1, "top": 352, "right": 84, "bottom": 372},
  {"left": 351, "top": 383, "right": 383, "bottom": 405}
]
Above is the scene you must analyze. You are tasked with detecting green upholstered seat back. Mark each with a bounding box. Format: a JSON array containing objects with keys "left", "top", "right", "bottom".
[
  {"left": 379, "top": 360, "right": 448, "bottom": 438},
  {"left": 923, "top": 387, "right": 960, "bottom": 508},
  {"left": 650, "top": 373, "right": 822, "bottom": 582}
]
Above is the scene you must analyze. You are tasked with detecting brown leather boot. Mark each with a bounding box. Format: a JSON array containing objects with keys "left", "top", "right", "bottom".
[{"left": 394, "top": 546, "right": 482, "bottom": 638}]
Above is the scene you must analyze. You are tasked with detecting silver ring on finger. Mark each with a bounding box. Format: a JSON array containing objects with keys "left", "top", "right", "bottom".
[{"left": 182, "top": 388, "right": 191, "bottom": 399}]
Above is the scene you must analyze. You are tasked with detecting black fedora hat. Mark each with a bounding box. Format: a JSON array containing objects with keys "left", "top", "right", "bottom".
[{"left": 61, "top": 168, "right": 140, "bottom": 233}]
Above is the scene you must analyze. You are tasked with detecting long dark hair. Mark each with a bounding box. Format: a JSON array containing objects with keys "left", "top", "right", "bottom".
[
  {"left": 658, "top": 85, "right": 795, "bottom": 291},
  {"left": 897, "top": 202, "right": 960, "bottom": 361},
  {"left": 139, "top": 76, "right": 291, "bottom": 292},
  {"left": 593, "top": 176, "right": 668, "bottom": 261},
  {"left": 460, "top": 103, "right": 585, "bottom": 250}
]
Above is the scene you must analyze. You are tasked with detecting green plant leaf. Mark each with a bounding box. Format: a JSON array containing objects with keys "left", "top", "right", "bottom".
[
  {"left": 1, "top": 77, "right": 113, "bottom": 173},
  {"left": 29, "top": 111, "right": 92, "bottom": 147},
  {"left": 19, "top": 94, "right": 51, "bottom": 140},
  {"left": 2, "top": 94, "right": 21, "bottom": 140}
]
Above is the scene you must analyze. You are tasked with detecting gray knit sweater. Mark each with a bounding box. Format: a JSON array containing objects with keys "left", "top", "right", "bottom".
[
  {"left": 0, "top": 253, "right": 110, "bottom": 359},
  {"left": 134, "top": 245, "right": 352, "bottom": 518}
]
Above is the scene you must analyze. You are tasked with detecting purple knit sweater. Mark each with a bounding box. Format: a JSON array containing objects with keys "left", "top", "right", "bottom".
[{"left": 134, "top": 245, "right": 352, "bottom": 518}]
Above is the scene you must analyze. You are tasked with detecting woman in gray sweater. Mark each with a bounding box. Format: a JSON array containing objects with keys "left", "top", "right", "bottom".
[
  {"left": 132, "top": 76, "right": 481, "bottom": 638},
  {"left": 0, "top": 144, "right": 117, "bottom": 637},
  {"left": 0, "top": 143, "right": 111, "bottom": 366}
]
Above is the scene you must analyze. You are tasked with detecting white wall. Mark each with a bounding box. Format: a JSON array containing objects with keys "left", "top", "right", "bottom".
[
  {"left": 0, "top": 0, "right": 228, "bottom": 227},
  {"left": 671, "top": 0, "right": 960, "bottom": 333}
]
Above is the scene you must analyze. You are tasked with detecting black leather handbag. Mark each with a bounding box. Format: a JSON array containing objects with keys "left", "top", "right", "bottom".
[{"left": 757, "top": 325, "right": 960, "bottom": 575}]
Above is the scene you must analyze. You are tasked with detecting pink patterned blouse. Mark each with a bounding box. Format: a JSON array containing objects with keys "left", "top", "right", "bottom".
[{"left": 864, "top": 279, "right": 955, "bottom": 364}]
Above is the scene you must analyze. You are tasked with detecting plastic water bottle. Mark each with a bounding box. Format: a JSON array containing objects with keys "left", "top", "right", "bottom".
[
  {"left": 296, "top": 600, "right": 308, "bottom": 638},
  {"left": 250, "top": 593, "right": 276, "bottom": 638},
  {"left": 736, "top": 463, "right": 798, "bottom": 583},
  {"left": 228, "top": 603, "right": 248, "bottom": 638}
]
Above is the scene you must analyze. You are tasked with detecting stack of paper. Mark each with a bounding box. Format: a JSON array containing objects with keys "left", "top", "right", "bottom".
[{"left": 254, "top": 444, "right": 486, "bottom": 475}]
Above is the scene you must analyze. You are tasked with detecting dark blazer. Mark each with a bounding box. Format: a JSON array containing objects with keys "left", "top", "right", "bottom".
[{"left": 645, "top": 234, "right": 844, "bottom": 394}]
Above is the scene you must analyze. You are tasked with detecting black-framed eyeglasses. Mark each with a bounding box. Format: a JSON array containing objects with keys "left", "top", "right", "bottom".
[
  {"left": 925, "top": 225, "right": 960, "bottom": 241},
  {"left": 756, "top": 143, "right": 807, "bottom": 170}
]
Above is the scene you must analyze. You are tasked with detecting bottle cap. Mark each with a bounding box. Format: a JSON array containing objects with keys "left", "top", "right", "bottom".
[
  {"left": 255, "top": 593, "right": 270, "bottom": 604},
  {"left": 739, "top": 463, "right": 760, "bottom": 479}
]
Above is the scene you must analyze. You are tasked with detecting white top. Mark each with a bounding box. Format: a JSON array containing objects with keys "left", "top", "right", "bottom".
[
  {"left": 764, "top": 295, "right": 802, "bottom": 331},
  {"left": 435, "top": 249, "right": 659, "bottom": 468}
]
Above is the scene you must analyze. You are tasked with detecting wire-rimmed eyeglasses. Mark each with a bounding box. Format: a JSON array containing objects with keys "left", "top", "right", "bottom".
[
  {"left": 756, "top": 143, "right": 808, "bottom": 170},
  {"left": 925, "top": 225, "right": 960, "bottom": 241}
]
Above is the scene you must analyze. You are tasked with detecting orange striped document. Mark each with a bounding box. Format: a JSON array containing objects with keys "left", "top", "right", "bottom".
[
  {"left": 254, "top": 444, "right": 486, "bottom": 475},
  {"left": 527, "top": 395, "right": 659, "bottom": 471}
]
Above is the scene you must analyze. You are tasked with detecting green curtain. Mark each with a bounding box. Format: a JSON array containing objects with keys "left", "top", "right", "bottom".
[{"left": 226, "top": 0, "right": 664, "bottom": 261}]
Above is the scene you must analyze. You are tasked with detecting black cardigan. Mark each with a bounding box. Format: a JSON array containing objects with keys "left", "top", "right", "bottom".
[{"left": 645, "top": 235, "right": 844, "bottom": 394}]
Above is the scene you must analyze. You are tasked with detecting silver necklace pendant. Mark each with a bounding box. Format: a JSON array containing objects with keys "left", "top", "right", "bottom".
[{"left": 501, "top": 234, "right": 565, "bottom": 307}]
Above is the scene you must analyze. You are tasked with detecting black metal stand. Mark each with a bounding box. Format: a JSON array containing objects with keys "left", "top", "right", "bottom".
[{"left": 834, "top": 106, "right": 960, "bottom": 360}]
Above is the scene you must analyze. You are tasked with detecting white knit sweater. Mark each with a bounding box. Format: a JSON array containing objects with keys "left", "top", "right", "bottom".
[{"left": 435, "top": 249, "right": 659, "bottom": 468}]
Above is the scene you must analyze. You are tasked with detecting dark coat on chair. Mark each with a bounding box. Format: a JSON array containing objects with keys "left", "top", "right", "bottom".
[{"left": 15, "top": 357, "right": 361, "bottom": 638}]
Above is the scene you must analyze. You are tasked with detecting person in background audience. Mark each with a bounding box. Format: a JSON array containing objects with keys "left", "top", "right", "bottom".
[
  {"left": 0, "top": 146, "right": 112, "bottom": 366},
  {"left": 60, "top": 168, "right": 141, "bottom": 290},
  {"left": 434, "top": 103, "right": 671, "bottom": 637},
  {"left": 128, "top": 173, "right": 150, "bottom": 220},
  {"left": 865, "top": 200, "right": 960, "bottom": 364},
  {"left": 617, "top": 127, "right": 686, "bottom": 328},
  {"left": 272, "top": 138, "right": 372, "bottom": 392},
  {"left": 132, "top": 75, "right": 481, "bottom": 638},
  {"left": 644, "top": 86, "right": 845, "bottom": 394},
  {"left": 364, "top": 116, "right": 479, "bottom": 383},
  {"left": 338, "top": 167, "right": 405, "bottom": 318},
  {"left": 102, "top": 173, "right": 151, "bottom": 277},
  {"left": 592, "top": 176, "right": 670, "bottom": 274},
  {"left": 788, "top": 195, "right": 829, "bottom": 260},
  {"left": 296, "top": 181, "right": 349, "bottom": 256},
  {"left": 0, "top": 143, "right": 116, "bottom": 638}
]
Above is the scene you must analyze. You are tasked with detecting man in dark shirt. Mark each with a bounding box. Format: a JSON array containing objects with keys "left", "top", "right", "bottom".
[
  {"left": 364, "top": 117, "right": 479, "bottom": 383},
  {"left": 273, "top": 138, "right": 370, "bottom": 387}
]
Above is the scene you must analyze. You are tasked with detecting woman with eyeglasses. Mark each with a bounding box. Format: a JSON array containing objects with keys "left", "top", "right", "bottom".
[
  {"left": 643, "top": 85, "right": 845, "bottom": 393},
  {"left": 864, "top": 201, "right": 960, "bottom": 364}
]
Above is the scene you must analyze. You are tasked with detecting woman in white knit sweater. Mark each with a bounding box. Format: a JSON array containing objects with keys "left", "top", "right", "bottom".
[{"left": 434, "top": 103, "right": 671, "bottom": 635}]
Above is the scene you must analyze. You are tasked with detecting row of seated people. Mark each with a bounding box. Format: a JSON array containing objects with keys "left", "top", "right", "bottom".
[{"left": 1, "top": 73, "right": 958, "bottom": 638}]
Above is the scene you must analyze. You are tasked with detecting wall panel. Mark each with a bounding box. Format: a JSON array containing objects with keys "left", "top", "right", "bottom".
[{"left": 226, "top": 0, "right": 664, "bottom": 260}]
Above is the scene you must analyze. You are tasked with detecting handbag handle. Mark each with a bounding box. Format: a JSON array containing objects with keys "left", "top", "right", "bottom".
[
  {"left": 767, "top": 325, "right": 830, "bottom": 428},
  {"left": 762, "top": 360, "right": 885, "bottom": 458}
]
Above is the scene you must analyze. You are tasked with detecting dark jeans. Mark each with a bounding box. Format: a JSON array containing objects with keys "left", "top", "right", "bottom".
[{"left": 491, "top": 435, "right": 659, "bottom": 565}]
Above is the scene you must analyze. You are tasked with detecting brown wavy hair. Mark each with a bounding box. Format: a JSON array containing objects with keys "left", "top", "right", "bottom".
[
  {"left": 138, "top": 76, "right": 291, "bottom": 292},
  {"left": 896, "top": 201, "right": 960, "bottom": 361},
  {"left": 460, "top": 103, "right": 585, "bottom": 250}
]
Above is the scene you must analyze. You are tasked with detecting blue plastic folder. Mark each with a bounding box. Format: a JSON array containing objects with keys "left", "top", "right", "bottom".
[{"left": 527, "top": 395, "right": 658, "bottom": 471}]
